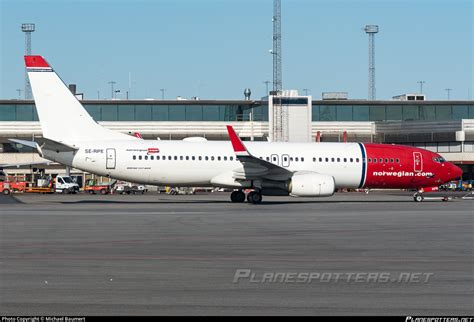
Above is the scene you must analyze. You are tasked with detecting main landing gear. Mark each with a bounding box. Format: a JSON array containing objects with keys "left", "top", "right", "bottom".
[{"left": 230, "top": 190, "right": 262, "bottom": 204}]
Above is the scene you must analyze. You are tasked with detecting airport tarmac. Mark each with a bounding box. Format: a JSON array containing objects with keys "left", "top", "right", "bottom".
[{"left": 0, "top": 191, "right": 472, "bottom": 315}]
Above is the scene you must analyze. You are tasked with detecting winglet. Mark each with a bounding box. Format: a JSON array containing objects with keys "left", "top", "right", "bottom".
[
  {"left": 24, "top": 55, "right": 51, "bottom": 69},
  {"left": 226, "top": 125, "right": 249, "bottom": 156}
]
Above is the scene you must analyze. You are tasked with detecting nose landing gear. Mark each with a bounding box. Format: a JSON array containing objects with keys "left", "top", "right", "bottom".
[
  {"left": 413, "top": 192, "right": 424, "bottom": 202},
  {"left": 413, "top": 191, "right": 451, "bottom": 202}
]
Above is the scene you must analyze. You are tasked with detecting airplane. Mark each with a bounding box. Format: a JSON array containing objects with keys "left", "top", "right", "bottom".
[{"left": 14, "top": 55, "right": 463, "bottom": 204}]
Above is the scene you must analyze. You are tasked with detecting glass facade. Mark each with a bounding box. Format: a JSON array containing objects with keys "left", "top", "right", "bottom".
[{"left": 0, "top": 101, "right": 473, "bottom": 122}]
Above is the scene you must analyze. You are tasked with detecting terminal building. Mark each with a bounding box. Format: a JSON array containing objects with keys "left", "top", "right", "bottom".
[{"left": 1, "top": 98, "right": 473, "bottom": 184}]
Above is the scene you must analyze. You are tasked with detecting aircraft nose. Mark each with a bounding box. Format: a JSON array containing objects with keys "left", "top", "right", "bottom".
[{"left": 452, "top": 164, "right": 463, "bottom": 179}]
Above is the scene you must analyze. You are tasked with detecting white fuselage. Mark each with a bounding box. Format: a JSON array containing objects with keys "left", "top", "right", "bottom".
[{"left": 43, "top": 140, "right": 365, "bottom": 189}]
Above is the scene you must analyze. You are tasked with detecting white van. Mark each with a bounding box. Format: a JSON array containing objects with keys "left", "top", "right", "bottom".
[{"left": 55, "top": 175, "right": 80, "bottom": 194}]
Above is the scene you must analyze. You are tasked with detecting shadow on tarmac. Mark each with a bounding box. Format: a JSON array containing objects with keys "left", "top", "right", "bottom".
[{"left": 57, "top": 199, "right": 414, "bottom": 205}]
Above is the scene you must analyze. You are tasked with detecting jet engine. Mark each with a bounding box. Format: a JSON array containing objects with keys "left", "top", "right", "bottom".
[{"left": 289, "top": 172, "right": 335, "bottom": 197}]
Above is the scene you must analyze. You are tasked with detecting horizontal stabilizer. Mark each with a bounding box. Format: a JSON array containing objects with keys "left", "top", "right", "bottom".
[
  {"left": 9, "top": 138, "right": 78, "bottom": 153},
  {"left": 0, "top": 161, "right": 52, "bottom": 169}
]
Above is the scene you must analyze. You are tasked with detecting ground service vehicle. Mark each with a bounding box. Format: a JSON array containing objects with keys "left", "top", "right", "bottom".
[
  {"left": 114, "top": 181, "right": 147, "bottom": 194},
  {"left": 84, "top": 179, "right": 113, "bottom": 194},
  {"left": 54, "top": 175, "right": 80, "bottom": 194},
  {"left": 0, "top": 179, "right": 27, "bottom": 195}
]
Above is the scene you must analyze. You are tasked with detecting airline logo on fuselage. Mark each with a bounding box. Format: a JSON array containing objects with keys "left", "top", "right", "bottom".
[{"left": 147, "top": 148, "right": 160, "bottom": 154}]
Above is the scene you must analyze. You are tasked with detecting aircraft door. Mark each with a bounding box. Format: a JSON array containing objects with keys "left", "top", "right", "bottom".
[
  {"left": 106, "top": 148, "right": 116, "bottom": 169},
  {"left": 413, "top": 152, "right": 423, "bottom": 173},
  {"left": 271, "top": 154, "right": 279, "bottom": 166}
]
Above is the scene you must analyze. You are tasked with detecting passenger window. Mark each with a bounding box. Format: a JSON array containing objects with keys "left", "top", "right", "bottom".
[
  {"left": 174, "top": 156, "right": 177, "bottom": 160},
  {"left": 356, "top": 158, "right": 359, "bottom": 162},
  {"left": 368, "top": 158, "right": 371, "bottom": 163},
  {"left": 145, "top": 155, "right": 148, "bottom": 160},
  {"left": 373, "top": 158, "right": 377, "bottom": 163},
  {"left": 331, "top": 158, "right": 335, "bottom": 162},
  {"left": 390, "top": 158, "right": 394, "bottom": 163},
  {"left": 385, "top": 158, "right": 388, "bottom": 163},
  {"left": 379, "top": 158, "right": 383, "bottom": 163},
  {"left": 199, "top": 156, "right": 202, "bottom": 161},
  {"left": 211, "top": 156, "right": 215, "bottom": 161},
  {"left": 325, "top": 158, "right": 329, "bottom": 162},
  {"left": 205, "top": 156, "right": 209, "bottom": 161},
  {"left": 344, "top": 158, "right": 347, "bottom": 162},
  {"left": 218, "top": 156, "right": 221, "bottom": 161},
  {"left": 350, "top": 158, "right": 353, "bottom": 162},
  {"left": 301, "top": 157, "right": 304, "bottom": 162},
  {"left": 313, "top": 157, "right": 316, "bottom": 162},
  {"left": 186, "top": 156, "right": 189, "bottom": 160},
  {"left": 224, "top": 156, "right": 227, "bottom": 161},
  {"left": 319, "top": 157, "right": 322, "bottom": 162},
  {"left": 230, "top": 156, "right": 234, "bottom": 161},
  {"left": 133, "top": 155, "right": 136, "bottom": 160},
  {"left": 180, "top": 156, "right": 183, "bottom": 160},
  {"left": 266, "top": 157, "right": 270, "bottom": 161},
  {"left": 337, "top": 158, "right": 340, "bottom": 162},
  {"left": 396, "top": 158, "right": 399, "bottom": 163},
  {"left": 157, "top": 156, "right": 160, "bottom": 160},
  {"left": 151, "top": 156, "right": 154, "bottom": 160},
  {"left": 168, "top": 156, "right": 172, "bottom": 160},
  {"left": 139, "top": 155, "right": 142, "bottom": 160},
  {"left": 295, "top": 157, "right": 299, "bottom": 162},
  {"left": 192, "top": 156, "right": 195, "bottom": 160}
]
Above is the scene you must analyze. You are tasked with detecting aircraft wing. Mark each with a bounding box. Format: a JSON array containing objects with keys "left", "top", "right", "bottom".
[{"left": 226, "top": 125, "right": 292, "bottom": 181}]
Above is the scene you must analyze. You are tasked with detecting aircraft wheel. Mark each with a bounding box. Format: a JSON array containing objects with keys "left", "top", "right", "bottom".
[
  {"left": 230, "top": 190, "right": 245, "bottom": 203},
  {"left": 414, "top": 194, "right": 424, "bottom": 202},
  {"left": 247, "top": 191, "right": 262, "bottom": 204}
]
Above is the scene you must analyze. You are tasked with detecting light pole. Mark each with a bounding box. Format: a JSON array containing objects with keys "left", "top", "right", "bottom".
[
  {"left": 108, "top": 81, "right": 116, "bottom": 99},
  {"left": 160, "top": 88, "right": 166, "bottom": 100},
  {"left": 263, "top": 80, "right": 271, "bottom": 96},
  {"left": 21, "top": 23, "right": 35, "bottom": 99},
  {"left": 16, "top": 89, "right": 22, "bottom": 99},
  {"left": 303, "top": 88, "right": 309, "bottom": 96},
  {"left": 445, "top": 88, "right": 452, "bottom": 100},
  {"left": 417, "top": 81, "right": 425, "bottom": 94},
  {"left": 114, "top": 89, "right": 121, "bottom": 99}
]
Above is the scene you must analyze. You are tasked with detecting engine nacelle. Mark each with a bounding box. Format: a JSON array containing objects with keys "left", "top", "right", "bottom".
[{"left": 289, "top": 172, "right": 335, "bottom": 197}]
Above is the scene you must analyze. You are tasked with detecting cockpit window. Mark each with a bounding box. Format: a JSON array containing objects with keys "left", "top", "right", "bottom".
[{"left": 433, "top": 156, "right": 446, "bottom": 163}]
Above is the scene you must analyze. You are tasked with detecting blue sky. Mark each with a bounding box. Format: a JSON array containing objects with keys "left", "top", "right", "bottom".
[{"left": 1, "top": 0, "right": 472, "bottom": 100}]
